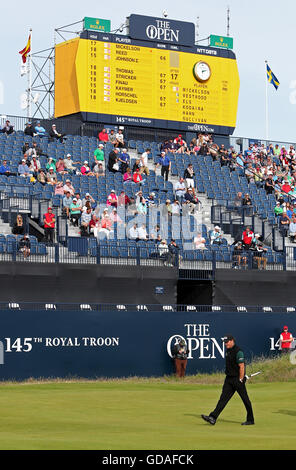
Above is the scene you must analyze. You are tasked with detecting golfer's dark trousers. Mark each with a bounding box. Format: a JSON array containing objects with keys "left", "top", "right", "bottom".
[{"left": 210, "top": 376, "right": 254, "bottom": 422}]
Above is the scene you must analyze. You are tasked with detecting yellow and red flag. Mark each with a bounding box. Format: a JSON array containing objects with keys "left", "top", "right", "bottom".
[{"left": 19, "top": 34, "right": 31, "bottom": 63}]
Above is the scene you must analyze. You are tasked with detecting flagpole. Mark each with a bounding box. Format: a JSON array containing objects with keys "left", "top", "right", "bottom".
[
  {"left": 28, "top": 28, "right": 32, "bottom": 120},
  {"left": 265, "top": 60, "right": 268, "bottom": 142}
]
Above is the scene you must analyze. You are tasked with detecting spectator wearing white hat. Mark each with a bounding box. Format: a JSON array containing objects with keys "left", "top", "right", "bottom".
[
  {"left": 63, "top": 154, "right": 80, "bottom": 174},
  {"left": 210, "top": 226, "right": 223, "bottom": 245},
  {"left": 81, "top": 161, "right": 95, "bottom": 176},
  {"left": 107, "top": 190, "right": 118, "bottom": 208}
]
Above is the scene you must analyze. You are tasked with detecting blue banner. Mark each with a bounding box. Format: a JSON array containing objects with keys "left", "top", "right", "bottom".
[{"left": 0, "top": 310, "right": 294, "bottom": 380}]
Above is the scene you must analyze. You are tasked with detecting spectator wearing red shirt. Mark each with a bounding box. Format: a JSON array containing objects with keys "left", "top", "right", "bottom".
[
  {"left": 280, "top": 326, "right": 294, "bottom": 353},
  {"left": 98, "top": 128, "right": 109, "bottom": 142},
  {"left": 242, "top": 226, "right": 254, "bottom": 249},
  {"left": 118, "top": 191, "right": 130, "bottom": 206},
  {"left": 43, "top": 207, "right": 55, "bottom": 244},
  {"left": 133, "top": 168, "right": 144, "bottom": 185},
  {"left": 281, "top": 180, "right": 292, "bottom": 194}
]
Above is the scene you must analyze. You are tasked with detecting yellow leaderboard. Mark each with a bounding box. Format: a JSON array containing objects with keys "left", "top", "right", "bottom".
[{"left": 55, "top": 35, "right": 240, "bottom": 133}]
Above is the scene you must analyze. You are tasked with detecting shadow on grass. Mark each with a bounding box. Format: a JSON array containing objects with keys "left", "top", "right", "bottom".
[{"left": 274, "top": 410, "right": 296, "bottom": 417}]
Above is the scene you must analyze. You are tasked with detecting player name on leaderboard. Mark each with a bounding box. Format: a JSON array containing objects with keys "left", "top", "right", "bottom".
[{"left": 86, "top": 40, "right": 222, "bottom": 124}]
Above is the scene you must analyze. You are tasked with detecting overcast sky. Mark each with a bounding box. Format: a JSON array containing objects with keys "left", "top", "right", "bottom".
[{"left": 0, "top": 0, "right": 294, "bottom": 142}]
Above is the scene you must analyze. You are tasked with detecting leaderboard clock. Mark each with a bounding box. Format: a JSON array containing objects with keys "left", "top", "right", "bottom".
[{"left": 54, "top": 28, "right": 240, "bottom": 134}]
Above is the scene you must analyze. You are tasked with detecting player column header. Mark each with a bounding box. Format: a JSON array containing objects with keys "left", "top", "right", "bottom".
[{"left": 127, "top": 14, "right": 195, "bottom": 47}]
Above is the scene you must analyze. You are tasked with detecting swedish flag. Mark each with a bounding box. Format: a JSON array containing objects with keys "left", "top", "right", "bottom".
[{"left": 266, "top": 64, "right": 280, "bottom": 90}]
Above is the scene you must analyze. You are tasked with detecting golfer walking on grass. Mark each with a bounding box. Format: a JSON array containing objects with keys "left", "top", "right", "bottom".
[{"left": 201, "top": 334, "right": 255, "bottom": 426}]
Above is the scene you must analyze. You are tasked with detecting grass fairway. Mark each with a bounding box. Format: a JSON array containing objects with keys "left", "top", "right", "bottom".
[{"left": 0, "top": 380, "right": 294, "bottom": 450}]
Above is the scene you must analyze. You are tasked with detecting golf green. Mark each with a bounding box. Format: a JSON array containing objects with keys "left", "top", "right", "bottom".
[{"left": 0, "top": 381, "right": 294, "bottom": 450}]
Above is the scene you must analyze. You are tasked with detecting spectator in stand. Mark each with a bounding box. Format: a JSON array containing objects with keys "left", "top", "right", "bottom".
[
  {"left": 288, "top": 215, "right": 296, "bottom": 242},
  {"left": 251, "top": 234, "right": 267, "bottom": 270},
  {"left": 18, "top": 234, "right": 30, "bottom": 259},
  {"left": 133, "top": 168, "right": 145, "bottom": 185},
  {"left": 0, "top": 159, "right": 15, "bottom": 177},
  {"left": 175, "top": 177, "right": 186, "bottom": 204},
  {"left": 184, "top": 188, "right": 198, "bottom": 214},
  {"left": 12, "top": 214, "right": 25, "bottom": 235},
  {"left": 80, "top": 207, "right": 92, "bottom": 237},
  {"left": 46, "top": 157, "right": 56, "bottom": 173},
  {"left": 81, "top": 161, "right": 95, "bottom": 176},
  {"left": 123, "top": 167, "right": 132, "bottom": 183},
  {"left": 18, "top": 159, "right": 30, "bottom": 177},
  {"left": 194, "top": 233, "right": 206, "bottom": 250},
  {"left": 70, "top": 198, "right": 82, "bottom": 226},
  {"left": 89, "top": 214, "right": 100, "bottom": 237},
  {"left": 34, "top": 121, "right": 46, "bottom": 137},
  {"left": 107, "top": 190, "right": 118, "bottom": 208},
  {"left": 46, "top": 168, "right": 57, "bottom": 186},
  {"left": 279, "top": 212, "right": 290, "bottom": 237},
  {"left": 49, "top": 124, "right": 66, "bottom": 143},
  {"left": 129, "top": 223, "right": 139, "bottom": 240},
  {"left": 168, "top": 239, "right": 180, "bottom": 266},
  {"left": 54, "top": 181, "right": 64, "bottom": 195},
  {"left": 157, "top": 151, "right": 171, "bottom": 182},
  {"left": 98, "top": 128, "right": 109, "bottom": 142},
  {"left": 242, "top": 226, "right": 254, "bottom": 249},
  {"left": 232, "top": 240, "right": 247, "bottom": 269},
  {"left": 43, "top": 207, "right": 55, "bottom": 244},
  {"left": 184, "top": 164, "right": 195, "bottom": 189},
  {"left": 242, "top": 193, "right": 252, "bottom": 207},
  {"left": 132, "top": 159, "right": 141, "bottom": 173},
  {"left": 118, "top": 148, "right": 130, "bottom": 174},
  {"left": 138, "top": 223, "right": 148, "bottom": 240},
  {"left": 281, "top": 178, "right": 292, "bottom": 194},
  {"left": 140, "top": 148, "right": 150, "bottom": 175},
  {"left": 110, "top": 208, "right": 123, "bottom": 225},
  {"left": 64, "top": 154, "right": 80, "bottom": 174},
  {"left": 31, "top": 156, "right": 41, "bottom": 176},
  {"left": 37, "top": 169, "right": 47, "bottom": 185},
  {"left": 63, "top": 179, "right": 75, "bottom": 196},
  {"left": 245, "top": 163, "right": 255, "bottom": 183},
  {"left": 137, "top": 197, "right": 147, "bottom": 216},
  {"left": 117, "top": 191, "right": 130, "bottom": 208},
  {"left": 108, "top": 129, "right": 117, "bottom": 146},
  {"left": 171, "top": 200, "right": 181, "bottom": 216},
  {"left": 99, "top": 213, "right": 113, "bottom": 239},
  {"left": 82, "top": 193, "right": 96, "bottom": 210},
  {"left": 93, "top": 162, "right": 105, "bottom": 177},
  {"left": 274, "top": 201, "right": 283, "bottom": 217},
  {"left": 158, "top": 239, "right": 169, "bottom": 262},
  {"left": 1, "top": 120, "right": 14, "bottom": 135},
  {"left": 210, "top": 226, "right": 223, "bottom": 245},
  {"left": 62, "top": 191, "right": 73, "bottom": 218},
  {"left": 234, "top": 191, "right": 243, "bottom": 209},
  {"left": 115, "top": 129, "right": 125, "bottom": 148},
  {"left": 150, "top": 224, "right": 161, "bottom": 242},
  {"left": 174, "top": 135, "right": 187, "bottom": 153},
  {"left": 24, "top": 122, "right": 34, "bottom": 137},
  {"left": 56, "top": 157, "right": 68, "bottom": 175},
  {"left": 94, "top": 144, "right": 105, "bottom": 171},
  {"left": 108, "top": 148, "right": 119, "bottom": 173},
  {"left": 147, "top": 192, "right": 156, "bottom": 207}
]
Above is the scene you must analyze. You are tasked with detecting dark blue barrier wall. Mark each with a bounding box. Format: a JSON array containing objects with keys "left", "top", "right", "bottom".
[{"left": 0, "top": 310, "right": 295, "bottom": 380}]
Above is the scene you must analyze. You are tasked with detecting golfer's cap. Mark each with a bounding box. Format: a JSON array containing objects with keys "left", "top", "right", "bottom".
[
  {"left": 223, "top": 335, "right": 235, "bottom": 343},
  {"left": 283, "top": 325, "right": 288, "bottom": 330}
]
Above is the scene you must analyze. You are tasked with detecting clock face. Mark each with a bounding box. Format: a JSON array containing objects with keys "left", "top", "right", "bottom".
[{"left": 193, "top": 61, "right": 211, "bottom": 82}]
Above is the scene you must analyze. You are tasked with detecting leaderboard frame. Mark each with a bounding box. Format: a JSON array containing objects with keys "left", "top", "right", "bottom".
[{"left": 55, "top": 30, "right": 239, "bottom": 135}]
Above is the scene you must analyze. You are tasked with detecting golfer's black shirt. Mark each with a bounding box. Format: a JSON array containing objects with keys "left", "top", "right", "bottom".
[{"left": 225, "top": 345, "right": 245, "bottom": 377}]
